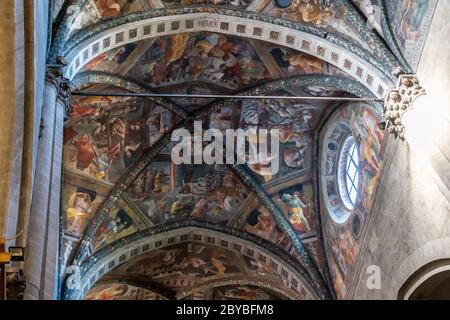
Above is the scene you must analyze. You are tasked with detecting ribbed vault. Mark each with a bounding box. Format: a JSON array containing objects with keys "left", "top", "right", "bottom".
[{"left": 53, "top": 0, "right": 427, "bottom": 301}]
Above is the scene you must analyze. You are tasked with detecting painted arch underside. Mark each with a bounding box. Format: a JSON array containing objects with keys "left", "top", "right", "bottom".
[{"left": 54, "top": 0, "right": 436, "bottom": 300}]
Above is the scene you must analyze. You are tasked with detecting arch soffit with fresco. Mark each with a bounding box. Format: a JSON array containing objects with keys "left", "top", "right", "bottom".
[
  {"left": 64, "top": 223, "right": 319, "bottom": 300},
  {"left": 53, "top": 8, "right": 402, "bottom": 98},
  {"left": 88, "top": 274, "right": 300, "bottom": 300}
]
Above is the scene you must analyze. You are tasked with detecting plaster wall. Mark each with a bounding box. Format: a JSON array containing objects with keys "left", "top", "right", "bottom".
[{"left": 351, "top": 0, "right": 450, "bottom": 299}]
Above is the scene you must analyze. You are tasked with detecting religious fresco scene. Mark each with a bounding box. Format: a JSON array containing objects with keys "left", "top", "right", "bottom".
[
  {"left": 270, "top": 0, "right": 382, "bottom": 56},
  {"left": 126, "top": 33, "right": 270, "bottom": 90},
  {"left": 62, "top": 185, "right": 106, "bottom": 236},
  {"left": 64, "top": 94, "right": 177, "bottom": 184},
  {"left": 385, "top": 0, "right": 437, "bottom": 69},
  {"left": 2, "top": 0, "right": 449, "bottom": 304},
  {"left": 120, "top": 243, "right": 245, "bottom": 278},
  {"left": 84, "top": 283, "right": 166, "bottom": 300},
  {"left": 210, "top": 285, "right": 286, "bottom": 300},
  {"left": 242, "top": 206, "right": 290, "bottom": 248},
  {"left": 80, "top": 32, "right": 355, "bottom": 109},
  {"left": 65, "top": 0, "right": 153, "bottom": 38},
  {"left": 272, "top": 182, "right": 317, "bottom": 237},
  {"left": 125, "top": 162, "right": 250, "bottom": 227},
  {"left": 62, "top": 0, "right": 432, "bottom": 66}
]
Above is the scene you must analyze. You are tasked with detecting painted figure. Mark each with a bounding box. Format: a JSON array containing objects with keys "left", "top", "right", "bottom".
[
  {"left": 281, "top": 192, "right": 311, "bottom": 230},
  {"left": 95, "top": 0, "right": 121, "bottom": 18},
  {"left": 73, "top": 135, "right": 95, "bottom": 170},
  {"left": 85, "top": 284, "right": 132, "bottom": 300},
  {"left": 66, "top": 192, "right": 94, "bottom": 234},
  {"left": 153, "top": 170, "right": 166, "bottom": 193}
]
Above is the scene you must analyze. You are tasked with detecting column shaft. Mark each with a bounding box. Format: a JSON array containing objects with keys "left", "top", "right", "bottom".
[
  {"left": 0, "top": 0, "right": 17, "bottom": 236},
  {"left": 41, "top": 98, "right": 65, "bottom": 299},
  {"left": 23, "top": 69, "right": 66, "bottom": 300}
]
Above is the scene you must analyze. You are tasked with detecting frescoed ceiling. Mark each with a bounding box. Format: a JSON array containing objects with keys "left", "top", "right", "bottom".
[
  {"left": 52, "top": 0, "right": 435, "bottom": 301},
  {"left": 79, "top": 32, "right": 352, "bottom": 109}
]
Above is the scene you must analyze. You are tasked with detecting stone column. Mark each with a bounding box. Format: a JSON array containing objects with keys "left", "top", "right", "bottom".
[
  {"left": 23, "top": 69, "right": 68, "bottom": 300},
  {"left": 0, "top": 0, "right": 17, "bottom": 237}
]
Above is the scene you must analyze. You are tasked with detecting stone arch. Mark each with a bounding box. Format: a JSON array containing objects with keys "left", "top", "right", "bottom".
[
  {"left": 57, "top": 10, "right": 395, "bottom": 98},
  {"left": 63, "top": 222, "right": 320, "bottom": 300},
  {"left": 397, "top": 259, "right": 450, "bottom": 300},
  {"left": 72, "top": 71, "right": 380, "bottom": 121},
  {"left": 390, "top": 237, "right": 450, "bottom": 298},
  {"left": 84, "top": 275, "right": 299, "bottom": 300},
  {"left": 176, "top": 275, "right": 302, "bottom": 300}
]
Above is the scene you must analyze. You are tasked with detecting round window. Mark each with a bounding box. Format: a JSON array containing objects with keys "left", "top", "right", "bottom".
[{"left": 337, "top": 136, "right": 360, "bottom": 210}]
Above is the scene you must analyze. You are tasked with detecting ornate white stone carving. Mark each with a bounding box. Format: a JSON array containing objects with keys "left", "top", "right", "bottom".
[
  {"left": 197, "top": 18, "right": 218, "bottom": 28},
  {"left": 383, "top": 74, "right": 426, "bottom": 139}
]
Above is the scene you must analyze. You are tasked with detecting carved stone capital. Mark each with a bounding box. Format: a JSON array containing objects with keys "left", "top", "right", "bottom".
[
  {"left": 45, "top": 67, "right": 64, "bottom": 89},
  {"left": 46, "top": 67, "right": 71, "bottom": 119},
  {"left": 383, "top": 74, "right": 426, "bottom": 139}
]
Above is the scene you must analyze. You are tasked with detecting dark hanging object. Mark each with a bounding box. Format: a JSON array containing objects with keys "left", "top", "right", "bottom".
[{"left": 275, "top": 0, "right": 292, "bottom": 8}]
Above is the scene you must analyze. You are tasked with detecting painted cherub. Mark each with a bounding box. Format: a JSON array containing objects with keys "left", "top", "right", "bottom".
[
  {"left": 95, "top": 0, "right": 121, "bottom": 18},
  {"left": 253, "top": 213, "right": 276, "bottom": 239},
  {"left": 190, "top": 197, "right": 208, "bottom": 219},
  {"left": 287, "top": 52, "right": 325, "bottom": 73},
  {"left": 290, "top": 0, "right": 332, "bottom": 25},
  {"left": 153, "top": 170, "right": 166, "bottom": 193}
]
